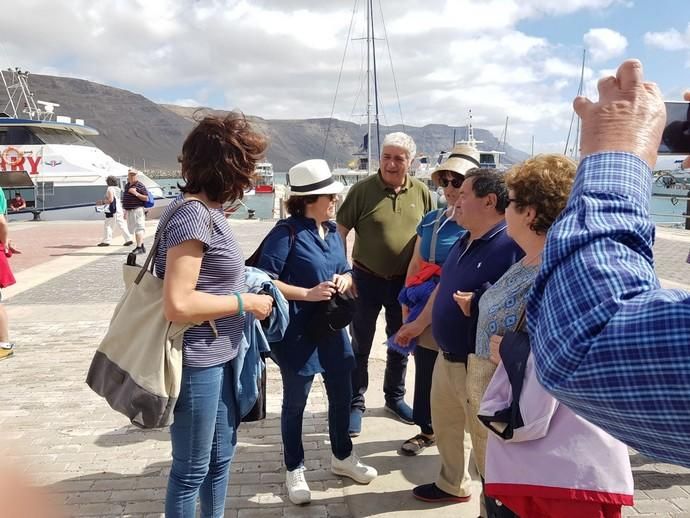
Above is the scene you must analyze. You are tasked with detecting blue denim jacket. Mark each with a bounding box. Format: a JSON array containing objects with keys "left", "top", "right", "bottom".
[{"left": 231, "top": 267, "right": 289, "bottom": 424}]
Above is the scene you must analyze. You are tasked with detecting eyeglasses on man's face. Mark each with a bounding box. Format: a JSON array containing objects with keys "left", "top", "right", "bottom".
[{"left": 439, "top": 176, "right": 463, "bottom": 188}]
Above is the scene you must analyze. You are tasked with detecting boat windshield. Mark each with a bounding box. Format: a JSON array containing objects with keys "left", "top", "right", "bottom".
[
  {"left": 0, "top": 126, "right": 96, "bottom": 147},
  {"left": 32, "top": 127, "right": 96, "bottom": 146},
  {"left": 479, "top": 153, "right": 496, "bottom": 167}
]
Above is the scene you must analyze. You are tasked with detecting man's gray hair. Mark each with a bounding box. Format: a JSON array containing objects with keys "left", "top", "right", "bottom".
[{"left": 382, "top": 132, "right": 416, "bottom": 161}]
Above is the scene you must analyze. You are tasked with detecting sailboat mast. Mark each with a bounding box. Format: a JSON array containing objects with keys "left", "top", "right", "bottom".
[
  {"left": 370, "top": 0, "right": 381, "bottom": 163},
  {"left": 366, "top": 0, "right": 372, "bottom": 175},
  {"left": 502, "top": 116, "right": 509, "bottom": 152}
]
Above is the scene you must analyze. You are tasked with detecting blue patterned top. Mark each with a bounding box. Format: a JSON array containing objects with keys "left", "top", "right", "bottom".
[
  {"left": 475, "top": 260, "right": 539, "bottom": 358},
  {"left": 528, "top": 151, "right": 690, "bottom": 468}
]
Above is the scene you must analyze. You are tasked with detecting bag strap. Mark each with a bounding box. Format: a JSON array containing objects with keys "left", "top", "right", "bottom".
[
  {"left": 514, "top": 307, "right": 527, "bottom": 333},
  {"left": 246, "top": 220, "right": 295, "bottom": 269},
  {"left": 428, "top": 209, "right": 444, "bottom": 265},
  {"left": 134, "top": 198, "right": 213, "bottom": 285}
]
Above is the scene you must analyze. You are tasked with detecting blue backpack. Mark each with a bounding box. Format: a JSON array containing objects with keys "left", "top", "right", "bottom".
[{"left": 144, "top": 191, "right": 155, "bottom": 209}]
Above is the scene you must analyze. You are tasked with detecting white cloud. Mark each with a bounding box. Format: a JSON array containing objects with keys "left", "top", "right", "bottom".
[
  {"left": 584, "top": 28, "right": 628, "bottom": 62},
  {"left": 543, "top": 58, "right": 592, "bottom": 79},
  {"left": 168, "top": 98, "right": 203, "bottom": 108},
  {"left": 644, "top": 23, "right": 690, "bottom": 51},
  {"left": 0, "top": 0, "right": 644, "bottom": 154}
]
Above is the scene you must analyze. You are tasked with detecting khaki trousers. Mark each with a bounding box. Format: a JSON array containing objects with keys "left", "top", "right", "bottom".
[{"left": 430, "top": 353, "right": 473, "bottom": 497}]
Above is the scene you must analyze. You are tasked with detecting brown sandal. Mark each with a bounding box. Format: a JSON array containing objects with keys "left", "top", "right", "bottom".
[{"left": 400, "top": 433, "right": 436, "bottom": 456}]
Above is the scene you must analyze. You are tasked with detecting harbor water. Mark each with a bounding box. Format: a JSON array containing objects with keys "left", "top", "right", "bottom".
[{"left": 157, "top": 176, "right": 689, "bottom": 227}]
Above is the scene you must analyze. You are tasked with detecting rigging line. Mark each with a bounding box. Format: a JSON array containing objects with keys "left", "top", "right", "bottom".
[
  {"left": 370, "top": 0, "right": 381, "bottom": 160},
  {"left": 322, "top": 0, "right": 359, "bottom": 158},
  {"left": 350, "top": 16, "right": 367, "bottom": 121},
  {"left": 377, "top": 0, "right": 405, "bottom": 132},
  {"left": 564, "top": 48, "right": 586, "bottom": 156}
]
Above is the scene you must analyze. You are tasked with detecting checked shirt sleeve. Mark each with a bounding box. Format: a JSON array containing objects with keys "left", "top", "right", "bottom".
[{"left": 527, "top": 152, "right": 690, "bottom": 467}]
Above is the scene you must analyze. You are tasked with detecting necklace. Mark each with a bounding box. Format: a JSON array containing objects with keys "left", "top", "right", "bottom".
[{"left": 522, "top": 251, "right": 542, "bottom": 266}]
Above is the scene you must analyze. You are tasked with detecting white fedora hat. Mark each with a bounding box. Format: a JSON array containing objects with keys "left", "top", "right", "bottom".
[
  {"left": 288, "top": 159, "right": 344, "bottom": 196},
  {"left": 431, "top": 143, "right": 481, "bottom": 184}
]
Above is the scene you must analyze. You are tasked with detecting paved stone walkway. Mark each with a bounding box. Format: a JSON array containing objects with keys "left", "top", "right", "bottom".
[{"left": 1, "top": 219, "right": 689, "bottom": 517}]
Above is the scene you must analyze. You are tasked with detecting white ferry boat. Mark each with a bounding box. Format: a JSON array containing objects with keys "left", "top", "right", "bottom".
[{"left": 0, "top": 69, "right": 165, "bottom": 220}]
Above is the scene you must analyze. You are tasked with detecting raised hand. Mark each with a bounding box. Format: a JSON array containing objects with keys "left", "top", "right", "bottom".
[{"left": 574, "top": 59, "right": 666, "bottom": 169}]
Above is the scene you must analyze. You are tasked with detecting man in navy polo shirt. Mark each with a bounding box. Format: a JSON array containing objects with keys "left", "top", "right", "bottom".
[{"left": 412, "top": 168, "right": 523, "bottom": 504}]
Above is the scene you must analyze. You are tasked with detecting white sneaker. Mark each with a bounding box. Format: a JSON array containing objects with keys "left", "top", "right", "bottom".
[
  {"left": 331, "top": 452, "right": 377, "bottom": 484},
  {"left": 286, "top": 466, "right": 311, "bottom": 505}
]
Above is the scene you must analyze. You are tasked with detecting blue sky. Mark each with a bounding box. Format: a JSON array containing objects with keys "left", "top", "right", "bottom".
[
  {"left": 518, "top": 1, "right": 689, "bottom": 99},
  {"left": 1, "top": 0, "right": 689, "bottom": 156}
]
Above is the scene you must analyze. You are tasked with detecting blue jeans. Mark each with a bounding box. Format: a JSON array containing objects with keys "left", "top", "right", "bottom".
[
  {"left": 413, "top": 345, "right": 438, "bottom": 435},
  {"left": 350, "top": 266, "right": 408, "bottom": 411},
  {"left": 166, "top": 363, "right": 237, "bottom": 518},
  {"left": 280, "top": 365, "right": 353, "bottom": 471}
]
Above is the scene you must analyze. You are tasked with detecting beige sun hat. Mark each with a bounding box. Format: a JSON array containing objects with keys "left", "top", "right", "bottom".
[
  {"left": 431, "top": 143, "right": 481, "bottom": 185},
  {"left": 287, "top": 159, "right": 344, "bottom": 196}
]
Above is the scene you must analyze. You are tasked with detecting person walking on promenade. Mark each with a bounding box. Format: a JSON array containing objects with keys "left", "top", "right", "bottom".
[
  {"left": 257, "top": 159, "right": 377, "bottom": 505},
  {"left": 475, "top": 153, "right": 633, "bottom": 518},
  {"left": 336, "top": 132, "right": 434, "bottom": 436},
  {"left": 97, "top": 176, "right": 133, "bottom": 247},
  {"left": 412, "top": 168, "right": 523, "bottom": 504},
  {"left": 123, "top": 169, "right": 148, "bottom": 254},
  {"left": 0, "top": 188, "right": 18, "bottom": 361},
  {"left": 527, "top": 60, "right": 690, "bottom": 468},
  {"left": 156, "top": 113, "right": 273, "bottom": 517},
  {"left": 392, "top": 143, "right": 478, "bottom": 456}
]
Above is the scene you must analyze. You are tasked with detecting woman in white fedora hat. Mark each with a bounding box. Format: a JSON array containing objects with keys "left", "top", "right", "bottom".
[
  {"left": 255, "top": 159, "right": 377, "bottom": 505},
  {"left": 392, "top": 143, "right": 480, "bottom": 457}
]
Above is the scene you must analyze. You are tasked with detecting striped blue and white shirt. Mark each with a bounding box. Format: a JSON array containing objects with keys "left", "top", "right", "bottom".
[
  {"left": 528, "top": 151, "right": 690, "bottom": 467},
  {"left": 155, "top": 198, "right": 245, "bottom": 367}
]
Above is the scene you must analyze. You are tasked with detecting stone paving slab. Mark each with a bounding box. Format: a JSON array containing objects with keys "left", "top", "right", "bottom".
[{"left": 1, "top": 219, "right": 690, "bottom": 517}]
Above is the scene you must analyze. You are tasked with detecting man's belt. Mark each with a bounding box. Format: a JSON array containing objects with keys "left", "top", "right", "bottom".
[
  {"left": 442, "top": 351, "right": 466, "bottom": 364},
  {"left": 353, "top": 261, "right": 405, "bottom": 281}
]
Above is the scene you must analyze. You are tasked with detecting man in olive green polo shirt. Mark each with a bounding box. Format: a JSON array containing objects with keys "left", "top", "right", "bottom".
[{"left": 337, "top": 132, "right": 434, "bottom": 436}]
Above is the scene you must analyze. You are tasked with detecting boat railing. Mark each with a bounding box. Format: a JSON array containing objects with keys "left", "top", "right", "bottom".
[{"left": 650, "top": 191, "right": 690, "bottom": 230}]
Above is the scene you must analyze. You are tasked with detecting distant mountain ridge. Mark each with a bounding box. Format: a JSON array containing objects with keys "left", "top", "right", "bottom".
[{"left": 0, "top": 73, "right": 529, "bottom": 174}]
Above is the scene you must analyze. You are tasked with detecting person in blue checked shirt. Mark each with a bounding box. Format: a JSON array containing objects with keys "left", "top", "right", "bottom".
[{"left": 528, "top": 59, "right": 690, "bottom": 468}]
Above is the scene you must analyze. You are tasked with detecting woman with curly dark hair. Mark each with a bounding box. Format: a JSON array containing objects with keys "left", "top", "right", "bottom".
[
  {"left": 156, "top": 113, "right": 274, "bottom": 517},
  {"left": 456, "top": 154, "right": 633, "bottom": 518}
]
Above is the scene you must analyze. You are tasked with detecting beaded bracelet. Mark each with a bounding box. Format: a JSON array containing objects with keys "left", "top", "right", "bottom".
[{"left": 233, "top": 292, "right": 244, "bottom": 316}]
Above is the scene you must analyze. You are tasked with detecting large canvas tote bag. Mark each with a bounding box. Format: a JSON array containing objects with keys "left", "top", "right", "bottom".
[{"left": 87, "top": 199, "right": 211, "bottom": 428}]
